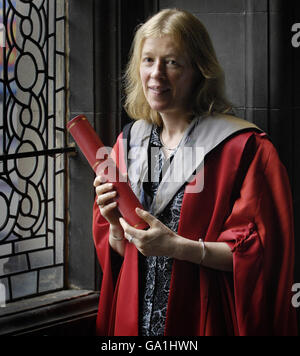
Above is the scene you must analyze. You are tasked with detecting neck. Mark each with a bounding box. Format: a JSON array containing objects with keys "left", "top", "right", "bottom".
[
  {"left": 160, "top": 112, "right": 192, "bottom": 138},
  {"left": 159, "top": 112, "right": 193, "bottom": 151}
]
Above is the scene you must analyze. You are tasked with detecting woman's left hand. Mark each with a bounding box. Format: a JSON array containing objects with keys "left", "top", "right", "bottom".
[
  {"left": 119, "top": 208, "right": 233, "bottom": 271},
  {"left": 119, "top": 208, "right": 179, "bottom": 257}
]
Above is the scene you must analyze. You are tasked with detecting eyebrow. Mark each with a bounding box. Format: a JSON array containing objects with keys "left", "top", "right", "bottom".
[{"left": 141, "top": 51, "right": 179, "bottom": 58}]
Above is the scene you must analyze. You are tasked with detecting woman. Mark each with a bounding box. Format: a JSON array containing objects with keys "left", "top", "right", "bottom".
[{"left": 93, "top": 9, "right": 297, "bottom": 336}]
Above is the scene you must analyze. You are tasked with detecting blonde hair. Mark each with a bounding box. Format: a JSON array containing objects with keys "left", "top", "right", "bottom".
[{"left": 123, "top": 9, "right": 232, "bottom": 125}]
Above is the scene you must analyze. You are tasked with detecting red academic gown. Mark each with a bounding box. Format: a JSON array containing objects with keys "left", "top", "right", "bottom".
[{"left": 92, "top": 127, "right": 298, "bottom": 336}]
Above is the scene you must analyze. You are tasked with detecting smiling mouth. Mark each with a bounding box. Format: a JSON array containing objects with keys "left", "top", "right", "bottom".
[{"left": 148, "top": 87, "right": 170, "bottom": 95}]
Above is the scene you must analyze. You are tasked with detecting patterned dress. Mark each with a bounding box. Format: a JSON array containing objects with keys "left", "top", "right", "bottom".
[{"left": 139, "top": 125, "right": 186, "bottom": 336}]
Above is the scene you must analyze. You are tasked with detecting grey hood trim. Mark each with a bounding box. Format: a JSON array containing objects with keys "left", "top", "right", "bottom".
[{"left": 127, "top": 115, "right": 261, "bottom": 216}]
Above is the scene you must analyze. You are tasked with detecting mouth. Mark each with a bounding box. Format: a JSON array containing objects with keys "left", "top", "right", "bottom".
[{"left": 148, "top": 86, "right": 170, "bottom": 95}]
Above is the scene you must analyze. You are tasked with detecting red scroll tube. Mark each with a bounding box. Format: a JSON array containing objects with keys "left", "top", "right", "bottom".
[{"left": 67, "top": 115, "right": 148, "bottom": 230}]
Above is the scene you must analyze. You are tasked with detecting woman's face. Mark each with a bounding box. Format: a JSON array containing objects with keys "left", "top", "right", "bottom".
[{"left": 139, "top": 35, "right": 196, "bottom": 118}]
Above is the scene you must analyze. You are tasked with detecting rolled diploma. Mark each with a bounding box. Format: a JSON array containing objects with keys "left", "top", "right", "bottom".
[{"left": 67, "top": 115, "right": 148, "bottom": 229}]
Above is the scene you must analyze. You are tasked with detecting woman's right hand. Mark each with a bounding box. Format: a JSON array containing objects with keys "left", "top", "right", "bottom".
[
  {"left": 94, "top": 175, "right": 121, "bottom": 228},
  {"left": 94, "top": 175, "right": 127, "bottom": 256}
]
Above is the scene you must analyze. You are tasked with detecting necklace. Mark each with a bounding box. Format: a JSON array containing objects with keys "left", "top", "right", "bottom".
[{"left": 160, "top": 132, "right": 179, "bottom": 151}]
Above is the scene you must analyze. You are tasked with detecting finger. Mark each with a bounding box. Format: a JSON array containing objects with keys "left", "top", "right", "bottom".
[
  {"left": 99, "top": 174, "right": 108, "bottom": 183},
  {"left": 124, "top": 232, "right": 135, "bottom": 244},
  {"left": 97, "top": 190, "right": 117, "bottom": 206},
  {"left": 93, "top": 176, "right": 101, "bottom": 187},
  {"left": 119, "top": 217, "right": 131, "bottom": 231},
  {"left": 135, "top": 207, "right": 158, "bottom": 226},
  {"left": 119, "top": 217, "right": 142, "bottom": 239},
  {"left": 119, "top": 218, "right": 132, "bottom": 242},
  {"left": 96, "top": 182, "right": 114, "bottom": 196},
  {"left": 94, "top": 175, "right": 106, "bottom": 187},
  {"left": 100, "top": 201, "right": 118, "bottom": 213},
  {"left": 94, "top": 174, "right": 109, "bottom": 187}
]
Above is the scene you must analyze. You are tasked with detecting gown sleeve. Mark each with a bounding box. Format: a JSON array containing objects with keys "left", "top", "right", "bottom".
[
  {"left": 92, "top": 132, "right": 126, "bottom": 335},
  {"left": 218, "top": 136, "right": 297, "bottom": 336}
]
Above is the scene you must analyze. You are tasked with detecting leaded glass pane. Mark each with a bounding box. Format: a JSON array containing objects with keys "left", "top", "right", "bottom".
[{"left": 0, "top": 0, "right": 67, "bottom": 303}]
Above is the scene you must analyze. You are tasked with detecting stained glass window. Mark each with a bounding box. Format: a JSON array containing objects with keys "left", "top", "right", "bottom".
[{"left": 0, "top": 0, "right": 67, "bottom": 303}]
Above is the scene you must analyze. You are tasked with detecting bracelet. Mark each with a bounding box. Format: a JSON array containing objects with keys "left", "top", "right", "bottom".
[
  {"left": 199, "top": 238, "right": 206, "bottom": 265},
  {"left": 110, "top": 234, "right": 124, "bottom": 241}
]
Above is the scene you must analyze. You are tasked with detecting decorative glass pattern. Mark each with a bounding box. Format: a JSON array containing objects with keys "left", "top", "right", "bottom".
[{"left": 0, "top": 0, "right": 67, "bottom": 302}]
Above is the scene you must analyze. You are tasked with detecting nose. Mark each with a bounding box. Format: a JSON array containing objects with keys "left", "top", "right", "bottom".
[{"left": 151, "top": 59, "right": 166, "bottom": 79}]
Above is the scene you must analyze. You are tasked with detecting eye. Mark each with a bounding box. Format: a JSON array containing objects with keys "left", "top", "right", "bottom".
[
  {"left": 142, "top": 57, "right": 153, "bottom": 64},
  {"left": 166, "top": 59, "right": 179, "bottom": 67}
]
